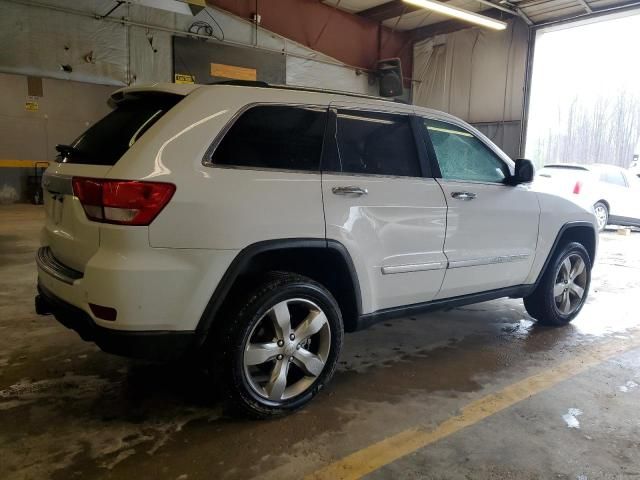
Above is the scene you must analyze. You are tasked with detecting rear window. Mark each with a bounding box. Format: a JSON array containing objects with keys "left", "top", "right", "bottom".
[{"left": 57, "top": 94, "right": 182, "bottom": 166}]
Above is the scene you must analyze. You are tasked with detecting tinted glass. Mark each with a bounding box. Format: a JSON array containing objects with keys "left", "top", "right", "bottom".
[
  {"left": 324, "top": 110, "right": 421, "bottom": 177},
  {"left": 211, "top": 105, "right": 327, "bottom": 171},
  {"left": 425, "top": 119, "right": 508, "bottom": 183},
  {"left": 599, "top": 170, "right": 627, "bottom": 187},
  {"left": 59, "top": 95, "right": 181, "bottom": 166}
]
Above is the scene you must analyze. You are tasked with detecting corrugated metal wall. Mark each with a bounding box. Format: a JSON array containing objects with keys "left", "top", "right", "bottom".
[
  {"left": 0, "top": 0, "right": 381, "bottom": 201},
  {"left": 412, "top": 19, "right": 530, "bottom": 159}
]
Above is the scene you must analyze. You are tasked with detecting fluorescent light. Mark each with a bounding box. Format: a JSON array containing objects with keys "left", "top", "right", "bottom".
[{"left": 404, "top": 0, "right": 508, "bottom": 30}]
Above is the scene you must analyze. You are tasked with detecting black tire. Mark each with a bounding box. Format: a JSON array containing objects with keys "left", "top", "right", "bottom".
[
  {"left": 212, "top": 272, "right": 343, "bottom": 418},
  {"left": 593, "top": 201, "right": 608, "bottom": 232},
  {"left": 524, "top": 242, "right": 591, "bottom": 326}
]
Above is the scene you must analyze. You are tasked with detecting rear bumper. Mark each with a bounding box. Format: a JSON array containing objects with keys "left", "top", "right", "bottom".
[{"left": 36, "top": 283, "right": 196, "bottom": 361}]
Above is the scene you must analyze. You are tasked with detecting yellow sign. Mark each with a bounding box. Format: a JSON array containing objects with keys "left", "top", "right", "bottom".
[
  {"left": 25, "top": 99, "right": 39, "bottom": 112},
  {"left": 174, "top": 73, "right": 195, "bottom": 84},
  {"left": 210, "top": 63, "right": 257, "bottom": 81}
]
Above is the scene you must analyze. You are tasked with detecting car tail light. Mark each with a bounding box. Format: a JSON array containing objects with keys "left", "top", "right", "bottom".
[
  {"left": 572, "top": 181, "right": 582, "bottom": 194},
  {"left": 72, "top": 177, "right": 175, "bottom": 226}
]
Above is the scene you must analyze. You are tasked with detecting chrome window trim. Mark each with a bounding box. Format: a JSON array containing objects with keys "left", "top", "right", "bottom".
[
  {"left": 322, "top": 170, "right": 436, "bottom": 181},
  {"left": 208, "top": 164, "right": 321, "bottom": 176}
]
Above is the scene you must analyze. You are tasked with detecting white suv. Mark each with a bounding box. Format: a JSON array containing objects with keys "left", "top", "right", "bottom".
[{"left": 36, "top": 82, "right": 598, "bottom": 417}]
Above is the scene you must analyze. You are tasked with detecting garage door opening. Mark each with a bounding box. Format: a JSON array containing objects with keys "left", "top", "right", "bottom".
[{"left": 525, "top": 10, "right": 640, "bottom": 170}]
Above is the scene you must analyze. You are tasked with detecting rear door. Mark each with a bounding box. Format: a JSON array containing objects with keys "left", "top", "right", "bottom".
[
  {"left": 321, "top": 104, "right": 448, "bottom": 313},
  {"left": 420, "top": 118, "right": 540, "bottom": 298},
  {"left": 41, "top": 94, "right": 181, "bottom": 271}
]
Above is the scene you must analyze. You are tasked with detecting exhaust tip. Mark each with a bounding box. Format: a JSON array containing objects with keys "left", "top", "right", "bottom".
[{"left": 35, "top": 294, "right": 52, "bottom": 316}]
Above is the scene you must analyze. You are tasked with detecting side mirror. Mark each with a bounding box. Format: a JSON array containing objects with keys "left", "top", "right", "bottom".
[{"left": 507, "top": 158, "right": 535, "bottom": 185}]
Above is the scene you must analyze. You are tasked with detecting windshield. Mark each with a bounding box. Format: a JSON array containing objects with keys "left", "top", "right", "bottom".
[{"left": 57, "top": 94, "right": 182, "bottom": 166}]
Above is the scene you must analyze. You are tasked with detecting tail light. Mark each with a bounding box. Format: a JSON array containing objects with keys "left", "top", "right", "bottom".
[
  {"left": 72, "top": 177, "right": 175, "bottom": 226},
  {"left": 572, "top": 181, "right": 582, "bottom": 194}
]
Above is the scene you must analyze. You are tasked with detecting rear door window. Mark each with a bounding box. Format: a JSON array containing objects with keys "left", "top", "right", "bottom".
[
  {"left": 58, "top": 94, "right": 182, "bottom": 166},
  {"left": 323, "top": 110, "right": 422, "bottom": 177},
  {"left": 599, "top": 170, "right": 627, "bottom": 187},
  {"left": 211, "top": 105, "right": 327, "bottom": 172}
]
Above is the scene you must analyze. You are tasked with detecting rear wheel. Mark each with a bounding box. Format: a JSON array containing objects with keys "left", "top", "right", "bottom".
[
  {"left": 593, "top": 202, "right": 608, "bottom": 231},
  {"left": 213, "top": 272, "right": 343, "bottom": 418},
  {"left": 524, "top": 242, "right": 591, "bottom": 326}
]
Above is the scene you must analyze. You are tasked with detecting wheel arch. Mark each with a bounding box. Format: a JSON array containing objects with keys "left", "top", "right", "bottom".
[
  {"left": 533, "top": 221, "right": 597, "bottom": 288},
  {"left": 195, "top": 239, "right": 362, "bottom": 344}
]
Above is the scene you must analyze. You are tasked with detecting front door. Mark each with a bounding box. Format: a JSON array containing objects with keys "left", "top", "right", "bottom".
[
  {"left": 321, "top": 106, "right": 448, "bottom": 314},
  {"left": 421, "top": 118, "right": 540, "bottom": 299}
]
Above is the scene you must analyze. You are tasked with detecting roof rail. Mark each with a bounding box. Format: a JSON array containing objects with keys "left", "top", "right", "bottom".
[{"left": 207, "top": 80, "right": 408, "bottom": 103}]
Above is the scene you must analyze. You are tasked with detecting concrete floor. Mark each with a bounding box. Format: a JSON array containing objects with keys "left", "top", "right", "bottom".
[{"left": 1, "top": 204, "right": 640, "bottom": 480}]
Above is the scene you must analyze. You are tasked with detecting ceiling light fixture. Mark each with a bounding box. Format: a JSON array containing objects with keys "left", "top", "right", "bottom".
[{"left": 403, "top": 0, "right": 508, "bottom": 30}]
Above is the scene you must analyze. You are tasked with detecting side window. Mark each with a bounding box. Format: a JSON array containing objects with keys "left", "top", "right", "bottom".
[
  {"left": 599, "top": 170, "right": 627, "bottom": 187},
  {"left": 323, "top": 110, "right": 421, "bottom": 177},
  {"left": 424, "top": 119, "right": 508, "bottom": 183},
  {"left": 211, "top": 105, "right": 327, "bottom": 171}
]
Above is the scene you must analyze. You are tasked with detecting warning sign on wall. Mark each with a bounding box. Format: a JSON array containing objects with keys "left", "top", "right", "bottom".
[
  {"left": 210, "top": 63, "right": 257, "bottom": 81},
  {"left": 174, "top": 73, "right": 195, "bottom": 84},
  {"left": 25, "top": 96, "right": 39, "bottom": 112}
]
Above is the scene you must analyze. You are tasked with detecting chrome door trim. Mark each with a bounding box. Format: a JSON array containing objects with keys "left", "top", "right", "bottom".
[
  {"left": 381, "top": 261, "right": 447, "bottom": 275},
  {"left": 448, "top": 254, "right": 530, "bottom": 269}
]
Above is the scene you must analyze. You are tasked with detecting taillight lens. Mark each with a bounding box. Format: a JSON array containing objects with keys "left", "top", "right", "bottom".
[
  {"left": 72, "top": 178, "right": 175, "bottom": 226},
  {"left": 573, "top": 181, "right": 582, "bottom": 194}
]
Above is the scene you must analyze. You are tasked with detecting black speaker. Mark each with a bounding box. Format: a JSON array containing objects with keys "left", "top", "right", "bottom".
[{"left": 376, "top": 58, "right": 403, "bottom": 98}]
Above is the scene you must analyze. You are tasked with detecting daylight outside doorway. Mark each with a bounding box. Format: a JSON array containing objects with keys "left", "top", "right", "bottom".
[{"left": 525, "top": 11, "right": 640, "bottom": 170}]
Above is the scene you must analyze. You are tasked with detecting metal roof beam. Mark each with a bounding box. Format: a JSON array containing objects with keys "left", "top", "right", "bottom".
[
  {"left": 358, "top": 0, "right": 421, "bottom": 22},
  {"left": 575, "top": 0, "right": 594, "bottom": 13}
]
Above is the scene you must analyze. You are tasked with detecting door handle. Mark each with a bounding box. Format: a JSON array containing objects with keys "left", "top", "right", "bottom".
[
  {"left": 332, "top": 186, "right": 368, "bottom": 196},
  {"left": 451, "top": 191, "right": 476, "bottom": 201}
]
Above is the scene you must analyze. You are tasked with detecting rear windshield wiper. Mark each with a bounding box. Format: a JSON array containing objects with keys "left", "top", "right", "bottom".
[{"left": 55, "top": 144, "right": 80, "bottom": 157}]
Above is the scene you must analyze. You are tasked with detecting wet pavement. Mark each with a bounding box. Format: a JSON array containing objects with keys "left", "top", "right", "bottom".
[{"left": 1, "top": 204, "right": 639, "bottom": 480}]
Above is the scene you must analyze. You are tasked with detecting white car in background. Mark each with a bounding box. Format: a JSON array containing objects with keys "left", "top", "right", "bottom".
[{"left": 536, "top": 163, "right": 640, "bottom": 231}]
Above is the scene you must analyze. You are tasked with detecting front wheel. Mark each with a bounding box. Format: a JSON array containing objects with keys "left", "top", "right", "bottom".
[
  {"left": 213, "top": 272, "right": 343, "bottom": 418},
  {"left": 524, "top": 242, "right": 591, "bottom": 326}
]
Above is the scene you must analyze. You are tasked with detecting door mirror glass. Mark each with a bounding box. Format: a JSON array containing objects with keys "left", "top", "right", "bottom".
[{"left": 508, "top": 158, "right": 535, "bottom": 185}]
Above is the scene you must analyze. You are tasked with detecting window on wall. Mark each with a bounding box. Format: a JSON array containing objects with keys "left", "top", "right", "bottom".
[
  {"left": 323, "top": 110, "right": 422, "bottom": 178},
  {"left": 211, "top": 105, "right": 327, "bottom": 171},
  {"left": 424, "top": 119, "right": 508, "bottom": 183}
]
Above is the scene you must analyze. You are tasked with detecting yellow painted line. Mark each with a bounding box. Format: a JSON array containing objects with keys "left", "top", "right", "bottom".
[
  {"left": 307, "top": 334, "right": 640, "bottom": 480},
  {"left": 0, "top": 160, "right": 49, "bottom": 168}
]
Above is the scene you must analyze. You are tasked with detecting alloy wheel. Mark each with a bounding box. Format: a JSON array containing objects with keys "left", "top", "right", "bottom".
[
  {"left": 553, "top": 253, "right": 588, "bottom": 315},
  {"left": 243, "top": 298, "right": 331, "bottom": 401},
  {"left": 594, "top": 204, "right": 607, "bottom": 231}
]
